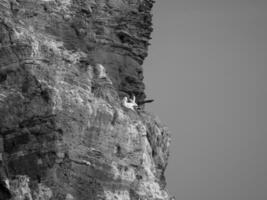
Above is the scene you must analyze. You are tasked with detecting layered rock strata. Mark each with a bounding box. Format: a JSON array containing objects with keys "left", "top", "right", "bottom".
[{"left": 0, "top": 0, "right": 171, "bottom": 199}]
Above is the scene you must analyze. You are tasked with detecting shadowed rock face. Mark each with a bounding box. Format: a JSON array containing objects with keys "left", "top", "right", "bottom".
[{"left": 0, "top": 0, "right": 171, "bottom": 199}]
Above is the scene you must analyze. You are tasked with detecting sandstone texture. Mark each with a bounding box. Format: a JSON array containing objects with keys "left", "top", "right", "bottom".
[{"left": 0, "top": 0, "right": 171, "bottom": 199}]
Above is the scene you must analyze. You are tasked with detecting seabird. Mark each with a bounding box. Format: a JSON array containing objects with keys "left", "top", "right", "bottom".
[{"left": 122, "top": 96, "right": 138, "bottom": 111}]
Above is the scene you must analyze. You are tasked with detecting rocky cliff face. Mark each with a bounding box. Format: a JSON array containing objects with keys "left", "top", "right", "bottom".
[{"left": 0, "top": 0, "right": 171, "bottom": 200}]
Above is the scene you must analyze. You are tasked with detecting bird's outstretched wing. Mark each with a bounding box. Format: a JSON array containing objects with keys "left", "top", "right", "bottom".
[{"left": 137, "top": 99, "right": 154, "bottom": 105}]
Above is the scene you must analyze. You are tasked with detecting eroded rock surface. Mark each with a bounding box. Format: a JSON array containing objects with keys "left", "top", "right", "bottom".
[{"left": 0, "top": 0, "right": 171, "bottom": 199}]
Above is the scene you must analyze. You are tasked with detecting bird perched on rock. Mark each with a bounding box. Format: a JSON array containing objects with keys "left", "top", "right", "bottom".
[
  {"left": 94, "top": 64, "right": 112, "bottom": 84},
  {"left": 91, "top": 64, "right": 117, "bottom": 102},
  {"left": 95, "top": 64, "right": 107, "bottom": 78},
  {"left": 122, "top": 96, "right": 138, "bottom": 111}
]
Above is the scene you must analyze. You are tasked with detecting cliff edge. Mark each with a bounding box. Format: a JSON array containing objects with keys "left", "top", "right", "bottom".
[{"left": 0, "top": 0, "right": 171, "bottom": 199}]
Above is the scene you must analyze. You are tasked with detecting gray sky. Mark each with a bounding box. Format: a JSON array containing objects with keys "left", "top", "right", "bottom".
[{"left": 144, "top": 1, "right": 267, "bottom": 200}]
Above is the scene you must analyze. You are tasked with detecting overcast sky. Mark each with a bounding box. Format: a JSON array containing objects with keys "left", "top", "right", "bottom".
[{"left": 144, "top": 1, "right": 267, "bottom": 200}]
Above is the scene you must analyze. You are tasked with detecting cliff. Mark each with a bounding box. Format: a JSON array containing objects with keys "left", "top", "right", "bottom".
[{"left": 0, "top": 0, "right": 171, "bottom": 199}]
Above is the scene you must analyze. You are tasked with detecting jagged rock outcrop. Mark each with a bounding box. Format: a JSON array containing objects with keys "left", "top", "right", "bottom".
[{"left": 0, "top": 0, "right": 171, "bottom": 200}]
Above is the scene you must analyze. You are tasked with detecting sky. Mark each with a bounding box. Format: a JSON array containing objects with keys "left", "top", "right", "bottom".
[{"left": 143, "top": 1, "right": 267, "bottom": 200}]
